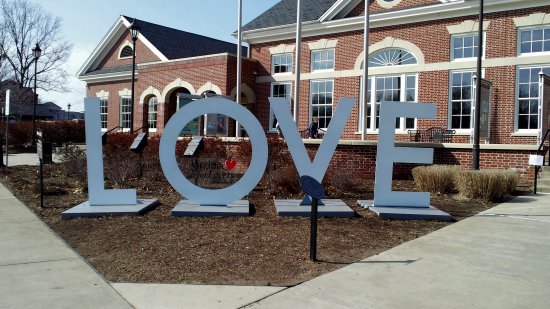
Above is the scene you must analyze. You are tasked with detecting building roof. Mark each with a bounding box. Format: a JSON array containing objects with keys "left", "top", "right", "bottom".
[
  {"left": 242, "top": 0, "right": 338, "bottom": 31},
  {"left": 123, "top": 16, "right": 247, "bottom": 60}
]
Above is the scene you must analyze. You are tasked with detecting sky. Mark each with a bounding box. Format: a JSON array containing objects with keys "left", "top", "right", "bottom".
[{"left": 34, "top": 0, "right": 280, "bottom": 112}]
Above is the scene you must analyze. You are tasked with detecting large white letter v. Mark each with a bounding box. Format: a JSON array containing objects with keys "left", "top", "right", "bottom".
[{"left": 269, "top": 97, "right": 354, "bottom": 183}]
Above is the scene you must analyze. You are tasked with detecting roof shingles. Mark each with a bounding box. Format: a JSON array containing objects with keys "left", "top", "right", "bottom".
[{"left": 242, "top": 0, "right": 338, "bottom": 31}]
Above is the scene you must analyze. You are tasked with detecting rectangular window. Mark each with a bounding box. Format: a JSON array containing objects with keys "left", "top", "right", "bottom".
[
  {"left": 270, "top": 82, "right": 292, "bottom": 130},
  {"left": 516, "top": 66, "right": 550, "bottom": 130},
  {"left": 148, "top": 97, "right": 157, "bottom": 129},
  {"left": 311, "top": 49, "right": 335, "bottom": 72},
  {"left": 272, "top": 53, "right": 293, "bottom": 74},
  {"left": 310, "top": 80, "right": 333, "bottom": 129},
  {"left": 519, "top": 26, "right": 550, "bottom": 54},
  {"left": 120, "top": 97, "right": 131, "bottom": 129},
  {"left": 449, "top": 71, "right": 474, "bottom": 130},
  {"left": 358, "top": 74, "right": 417, "bottom": 132},
  {"left": 99, "top": 99, "right": 108, "bottom": 129},
  {"left": 451, "top": 34, "right": 479, "bottom": 60}
]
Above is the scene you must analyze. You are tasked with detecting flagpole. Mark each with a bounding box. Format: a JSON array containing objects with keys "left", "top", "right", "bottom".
[
  {"left": 235, "top": 0, "right": 243, "bottom": 138},
  {"left": 361, "top": 1, "right": 370, "bottom": 141},
  {"left": 293, "top": 0, "right": 302, "bottom": 125},
  {"left": 472, "top": 0, "right": 484, "bottom": 170}
]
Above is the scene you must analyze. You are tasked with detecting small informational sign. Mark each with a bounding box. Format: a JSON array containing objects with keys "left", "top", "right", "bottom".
[
  {"left": 529, "top": 155, "right": 544, "bottom": 166},
  {"left": 537, "top": 73, "right": 550, "bottom": 145},
  {"left": 206, "top": 114, "right": 228, "bottom": 136},
  {"left": 130, "top": 132, "right": 147, "bottom": 153},
  {"left": 5, "top": 89, "right": 10, "bottom": 116},
  {"left": 37, "top": 139, "right": 53, "bottom": 164},
  {"left": 472, "top": 77, "right": 492, "bottom": 144}
]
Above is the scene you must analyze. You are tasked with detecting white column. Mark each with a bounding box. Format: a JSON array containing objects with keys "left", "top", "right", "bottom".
[{"left": 235, "top": 0, "right": 243, "bottom": 137}]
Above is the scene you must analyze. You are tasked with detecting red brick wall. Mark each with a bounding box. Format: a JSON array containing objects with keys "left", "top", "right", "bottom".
[
  {"left": 347, "top": 0, "right": 442, "bottom": 17},
  {"left": 87, "top": 55, "right": 257, "bottom": 134},
  {"left": 250, "top": 6, "right": 550, "bottom": 144},
  {"left": 96, "top": 31, "right": 160, "bottom": 70}
]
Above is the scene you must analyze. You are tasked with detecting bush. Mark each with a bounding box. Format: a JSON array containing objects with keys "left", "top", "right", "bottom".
[
  {"left": 455, "top": 169, "right": 518, "bottom": 201},
  {"left": 38, "top": 121, "right": 86, "bottom": 145},
  {"left": 57, "top": 145, "right": 87, "bottom": 184},
  {"left": 412, "top": 164, "right": 462, "bottom": 194}
]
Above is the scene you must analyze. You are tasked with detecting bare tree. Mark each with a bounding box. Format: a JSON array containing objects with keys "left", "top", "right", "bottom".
[{"left": 0, "top": 0, "right": 72, "bottom": 97}]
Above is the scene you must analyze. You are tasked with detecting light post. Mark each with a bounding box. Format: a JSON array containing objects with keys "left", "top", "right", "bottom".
[
  {"left": 31, "top": 43, "right": 42, "bottom": 144},
  {"left": 67, "top": 103, "right": 71, "bottom": 120},
  {"left": 129, "top": 20, "right": 140, "bottom": 133}
]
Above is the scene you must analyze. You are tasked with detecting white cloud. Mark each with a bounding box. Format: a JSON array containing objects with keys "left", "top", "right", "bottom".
[{"left": 37, "top": 46, "right": 91, "bottom": 112}]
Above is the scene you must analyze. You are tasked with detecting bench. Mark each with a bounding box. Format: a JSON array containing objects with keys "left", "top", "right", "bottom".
[{"left": 408, "top": 127, "right": 455, "bottom": 143}]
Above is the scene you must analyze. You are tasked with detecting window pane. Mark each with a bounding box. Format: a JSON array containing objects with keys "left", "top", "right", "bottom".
[{"left": 518, "top": 115, "right": 529, "bottom": 129}]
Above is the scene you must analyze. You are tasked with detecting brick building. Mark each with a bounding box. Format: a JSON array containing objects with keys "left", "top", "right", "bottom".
[{"left": 78, "top": 0, "right": 550, "bottom": 178}]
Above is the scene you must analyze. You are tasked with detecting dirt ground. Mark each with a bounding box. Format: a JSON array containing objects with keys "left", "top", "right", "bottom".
[{"left": 0, "top": 164, "right": 518, "bottom": 287}]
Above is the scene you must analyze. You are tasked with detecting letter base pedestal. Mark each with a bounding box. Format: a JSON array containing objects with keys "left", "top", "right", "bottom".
[
  {"left": 358, "top": 200, "right": 453, "bottom": 221},
  {"left": 274, "top": 199, "right": 355, "bottom": 217},
  {"left": 171, "top": 199, "right": 250, "bottom": 217},
  {"left": 61, "top": 199, "right": 159, "bottom": 219}
]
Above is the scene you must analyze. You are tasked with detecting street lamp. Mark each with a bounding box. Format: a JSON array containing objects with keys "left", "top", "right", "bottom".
[
  {"left": 31, "top": 43, "right": 42, "bottom": 144},
  {"left": 129, "top": 20, "right": 140, "bottom": 133},
  {"left": 67, "top": 103, "right": 71, "bottom": 121}
]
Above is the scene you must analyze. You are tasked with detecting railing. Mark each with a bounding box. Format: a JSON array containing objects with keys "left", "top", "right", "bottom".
[
  {"left": 408, "top": 127, "right": 456, "bottom": 143},
  {"left": 534, "top": 129, "right": 550, "bottom": 194},
  {"left": 101, "top": 126, "right": 121, "bottom": 145}
]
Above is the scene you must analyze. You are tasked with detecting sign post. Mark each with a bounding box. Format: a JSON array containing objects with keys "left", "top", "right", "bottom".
[
  {"left": 299, "top": 175, "right": 325, "bottom": 262},
  {"left": 537, "top": 73, "right": 550, "bottom": 145},
  {"left": 4, "top": 89, "right": 9, "bottom": 169}
]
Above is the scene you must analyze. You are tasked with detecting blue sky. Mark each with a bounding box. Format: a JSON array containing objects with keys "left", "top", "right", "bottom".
[{"left": 35, "top": 0, "right": 280, "bottom": 111}]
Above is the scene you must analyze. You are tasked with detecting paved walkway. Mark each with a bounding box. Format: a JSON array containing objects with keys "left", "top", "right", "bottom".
[{"left": 1, "top": 153, "right": 549, "bottom": 308}]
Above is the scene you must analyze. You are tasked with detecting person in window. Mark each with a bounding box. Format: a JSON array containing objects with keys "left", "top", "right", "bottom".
[{"left": 308, "top": 117, "right": 319, "bottom": 138}]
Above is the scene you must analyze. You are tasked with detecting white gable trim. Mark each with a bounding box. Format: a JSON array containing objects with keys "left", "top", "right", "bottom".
[
  {"left": 76, "top": 16, "right": 168, "bottom": 78},
  {"left": 120, "top": 17, "right": 168, "bottom": 62}
]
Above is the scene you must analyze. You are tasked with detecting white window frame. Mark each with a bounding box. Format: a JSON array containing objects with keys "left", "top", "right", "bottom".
[
  {"left": 147, "top": 96, "right": 158, "bottom": 132},
  {"left": 119, "top": 96, "right": 131, "bottom": 132},
  {"left": 450, "top": 32, "right": 486, "bottom": 61},
  {"left": 358, "top": 73, "right": 418, "bottom": 133},
  {"left": 99, "top": 98, "right": 108, "bottom": 131},
  {"left": 269, "top": 82, "right": 292, "bottom": 131},
  {"left": 309, "top": 79, "right": 334, "bottom": 130},
  {"left": 517, "top": 25, "right": 550, "bottom": 56},
  {"left": 448, "top": 70, "right": 476, "bottom": 133},
  {"left": 311, "top": 49, "right": 335, "bottom": 72},
  {"left": 271, "top": 53, "right": 293, "bottom": 75},
  {"left": 514, "top": 65, "right": 550, "bottom": 133},
  {"left": 118, "top": 41, "right": 134, "bottom": 60}
]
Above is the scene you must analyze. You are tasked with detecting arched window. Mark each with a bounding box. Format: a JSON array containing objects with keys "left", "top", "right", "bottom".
[
  {"left": 358, "top": 48, "right": 418, "bottom": 132},
  {"left": 120, "top": 46, "right": 133, "bottom": 58},
  {"left": 368, "top": 48, "right": 417, "bottom": 67},
  {"left": 148, "top": 96, "right": 157, "bottom": 129}
]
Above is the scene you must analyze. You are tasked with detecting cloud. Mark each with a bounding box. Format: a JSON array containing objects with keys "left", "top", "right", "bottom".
[{"left": 37, "top": 46, "right": 91, "bottom": 112}]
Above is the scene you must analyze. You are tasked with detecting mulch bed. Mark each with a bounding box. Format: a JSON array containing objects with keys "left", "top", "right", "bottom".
[{"left": 0, "top": 164, "right": 518, "bottom": 287}]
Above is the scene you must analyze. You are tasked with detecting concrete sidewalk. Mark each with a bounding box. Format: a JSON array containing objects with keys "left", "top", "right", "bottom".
[
  {"left": 1, "top": 151, "right": 550, "bottom": 308},
  {"left": 247, "top": 195, "right": 550, "bottom": 308}
]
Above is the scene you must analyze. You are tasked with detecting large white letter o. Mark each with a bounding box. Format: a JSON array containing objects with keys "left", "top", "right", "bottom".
[{"left": 160, "top": 98, "right": 268, "bottom": 205}]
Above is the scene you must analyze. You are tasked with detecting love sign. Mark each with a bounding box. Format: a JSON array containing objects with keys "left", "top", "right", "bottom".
[{"left": 74, "top": 97, "right": 437, "bottom": 217}]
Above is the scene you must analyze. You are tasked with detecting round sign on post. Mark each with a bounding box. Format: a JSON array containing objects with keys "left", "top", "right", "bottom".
[{"left": 299, "top": 175, "right": 325, "bottom": 200}]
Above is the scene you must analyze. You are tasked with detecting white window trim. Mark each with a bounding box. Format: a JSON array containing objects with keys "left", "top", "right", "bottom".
[
  {"left": 147, "top": 97, "right": 158, "bottom": 131},
  {"left": 450, "top": 32, "right": 486, "bottom": 62},
  {"left": 517, "top": 25, "right": 550, "bottom": 57},
  {"left": 447, "top": 69, "right": 486, "bottom": 134},
  {"left": 119, "top": 96, "right": 131, "bottom": 132},
  {"left": 269, "top": 82, "right": 292, "bottom": 132},
  {"left": 311, "top": 49, "right": 335, "bottom": 73},
  {"left": 118, "top": 40, "right": 134, "bottom": 60},
  {"left": 514, "top": 65, "right": 550, "bottom": 133},
  {"left": 99, "top": 98, "right": 109, "bottom": 132},
  {"left": 271, "top": 53, "right": 293, "bottom": 76},
  {"left": 309, "top": 79, "right": 334, "bottom": 130},
  {"left": 96, "top": 90, "right": 109, "bottom": 132},
  {"left": 376, "top": 0, "right": 402, "bottom": 9},
  {"left": 358, "top": 73, "right": 418, "bottom": 134}
]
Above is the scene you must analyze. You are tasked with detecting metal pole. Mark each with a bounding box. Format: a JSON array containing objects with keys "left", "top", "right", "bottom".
[
  {"left": 32, "top": 58, "right": 38, "bottom": 144},
  {"left": 361, "top": 1, "right": 370, "bottom": 141},
  {"left": 235, "top": 0, "right": 243, "bottom": 138},
  {"left": 472, "top": 0, "right": 484, "bottom": 170},
  {"left": 293, "top": 0, "right": 302, "bottom": 125},
  {"left": 310, "top": 196, "right": 318, "bottom": 261},
  {"left": 5, "top": 117, "right": 8, "bottom": 169},
  {"left": 130, "top": 36, "right": 137, "bottom": 133}
]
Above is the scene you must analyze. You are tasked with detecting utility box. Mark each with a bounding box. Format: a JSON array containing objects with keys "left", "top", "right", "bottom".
[
  {"left": 184, "top": 136, "right": 204, "bottom": 156},
  {"left": 130, "top": 133, "right": 148, "bottom": 153}
]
